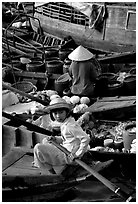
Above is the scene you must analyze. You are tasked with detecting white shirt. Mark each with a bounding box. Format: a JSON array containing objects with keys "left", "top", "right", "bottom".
[{"left": 61, "top": 117, "right": 90, "bottom": 157}]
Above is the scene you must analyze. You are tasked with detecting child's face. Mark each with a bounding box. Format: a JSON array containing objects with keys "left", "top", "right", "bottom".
[{"left": 52, "top": 109, "right": 67, "bottom": 122}]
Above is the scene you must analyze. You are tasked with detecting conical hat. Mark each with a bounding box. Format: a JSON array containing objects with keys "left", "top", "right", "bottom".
[{"left": 68, "top": 45, "right": 94, "bottom": 61}]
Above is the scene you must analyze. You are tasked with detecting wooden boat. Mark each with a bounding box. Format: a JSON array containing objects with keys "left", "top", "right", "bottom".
[
  {"left": 87, "top": 96, "right": 136, "bottom": 120},
  {"left": 2, "top": 146, "right": 92, "bottom": 202},
  {"left": 30, "top": 2, "right": 136, "bottom": 53},
  {"left": 2, "top": 113, "right": 115, "bottom": 202},
  {"left": 2, "top": 33, "right": 136, "bottom": 81},
  {"left": 2, "top": 110, "right": 136, "bottom": 172},
  {"left": 98, "top": 51, "right": 136, "bottom": 64},
  {"left": 2, "top": 10, "right": 136, "bottom": 65},
  {"left": 2, "top": 88, "right": 136, "bottom": 201}
]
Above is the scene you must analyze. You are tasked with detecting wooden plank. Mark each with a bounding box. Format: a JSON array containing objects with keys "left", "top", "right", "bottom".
[
  {"left": 14, "top": 71, "right": 60, "bottom": 80},
  {"left": 2, "top": 42, "right": 30, "bottom": 57},
  {"left": 2, "top": 147, "right": 28, "bottom": 171},
  {"left": 87, "top": 100, "right": 135, "bottom": 113},
  {"left": 98, "top": 51, "right": 136, "bottom": 64},
  {"left": 3, "top": 153, "right": 63, "bottom": 187},
  {"left": 14, "top": 71, "right": 48, "bottom": 79},
  {"left": 3, "top": 155, "right": 36, "bottom": 176},
  {"left": 97, "top": 96, "right": 136, "bottom": 102}
]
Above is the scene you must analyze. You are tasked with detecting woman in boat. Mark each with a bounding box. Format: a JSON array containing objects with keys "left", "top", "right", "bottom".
[
  {"left": 33, "top": 97, "right": 90, "bottom": 175},
  {"left": 68, "top": 45, "right": 101, "bottom": 97}
]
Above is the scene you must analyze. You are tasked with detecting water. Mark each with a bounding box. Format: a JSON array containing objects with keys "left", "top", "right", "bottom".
[
  {"left": 55, "top": 179, "right": 135, "bottom": 202},
  {"left": 52, "top": 168, "right": 136, "bottom": 202}
]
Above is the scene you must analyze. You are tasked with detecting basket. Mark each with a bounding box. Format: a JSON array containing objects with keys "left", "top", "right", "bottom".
[
  {"left": 26, "top": 61, "right": 45, "bottom": 72},
  {"left": 55, "top": 73, "right": 71, "bottom": 95},
  {"left": 56, "top": 73, "right": 72, "bottom": 83},
  {"left": 12, "top": 81, "right": 35, "bottom": 93},
  {"left": 98, "top": 72, "right": 117, "bottom": 82},
  {"left": 107, "top": 80, "right": 123, "bottom": 96},
  {"left": 59, "top": 48, "right": 74, "bottom": 61},
  {"left": 46, "top": 60, "right": 64, "bottom": 74}
]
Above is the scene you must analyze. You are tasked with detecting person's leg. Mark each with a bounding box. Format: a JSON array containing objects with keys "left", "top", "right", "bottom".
[{"left": 33, "top": 143, "right": 68, "bottom": 174}]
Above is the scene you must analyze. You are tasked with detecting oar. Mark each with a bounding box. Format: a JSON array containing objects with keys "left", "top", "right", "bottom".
[
  {"left": 50, "top": 140, "right": 135, "bottom": 202},
  {"left": 2, "top": 112, "right": 135, "bottom": 202},
  {"left": 2, "top": 81, "right": 49, "bottom": 106},
  {"left": 2, "top": 111, "right": 53, "bottom": 136}
]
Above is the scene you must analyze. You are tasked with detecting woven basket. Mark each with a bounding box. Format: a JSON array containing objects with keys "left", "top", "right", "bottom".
[
  {"left": 12, "top": 81, "right": 35, "bottom": 93},
  {"left": 46, "top": 60, "right": 64, "bottom": 74}
]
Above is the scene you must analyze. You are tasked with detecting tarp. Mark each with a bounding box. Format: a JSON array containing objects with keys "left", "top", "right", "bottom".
[
  {"left": 35, "top": 2, "right": 47, "bottom": 8},
  {"left": 34, "top": 2, "right": 97, "bottom": 17},
  {"left": 34, "top": 2, "right": 136, "bottom": 17}
]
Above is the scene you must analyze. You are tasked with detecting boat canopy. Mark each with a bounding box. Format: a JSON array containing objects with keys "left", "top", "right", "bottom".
[
  {"left": 34, "top": 2, "right": 103, "bottom": 18},
  {"left": 34, "top": 2, "right": 136, "bottom": 18}
]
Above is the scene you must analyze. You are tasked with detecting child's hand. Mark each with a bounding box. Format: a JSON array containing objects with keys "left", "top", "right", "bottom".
[
  {"left": 47, "top": 136, "right": 56, "bottom": 142},
  {"left": 68, "top": 153, "right": 75, "bottom": 163}
]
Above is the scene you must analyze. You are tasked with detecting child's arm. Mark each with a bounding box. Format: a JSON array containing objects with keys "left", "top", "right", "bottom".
[
  {"left": 69, "top": 124, "right": 90, "bottom": 158},
  {"left": 55, "top": 136, "right": 63, "bottom": 144}
]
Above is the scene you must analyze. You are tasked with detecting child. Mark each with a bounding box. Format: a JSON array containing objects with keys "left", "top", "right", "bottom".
[
  {"left": 33, "top": 98, "right": 112, "bottom": 175},
  {"left": 33, "top": 97, "right": 91, "bottom": 174}
]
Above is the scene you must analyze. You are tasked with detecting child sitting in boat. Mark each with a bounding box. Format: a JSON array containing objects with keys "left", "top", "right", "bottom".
[
  {"left": 33, "top": 98, "right": 112, "bottom": 175},
  {"left": 33, "top": 97, "right": 90, "bottom": 174}
]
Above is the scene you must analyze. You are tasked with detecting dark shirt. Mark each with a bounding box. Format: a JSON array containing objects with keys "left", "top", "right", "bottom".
[{"left": 69, "top": 60, "right": 98, "bottom": 96}]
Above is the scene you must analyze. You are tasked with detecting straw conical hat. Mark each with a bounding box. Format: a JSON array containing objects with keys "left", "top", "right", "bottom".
[{"left": 68, "top": 45, "right": 94, "bottom": 61}]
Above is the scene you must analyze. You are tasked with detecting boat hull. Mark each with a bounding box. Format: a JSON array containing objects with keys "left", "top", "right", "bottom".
[
  {"left": 31, "top": 3, "right": 136, "bottom": 53},
  {"left": 2, "top": 147, "right": 90, "bottom": 202}
]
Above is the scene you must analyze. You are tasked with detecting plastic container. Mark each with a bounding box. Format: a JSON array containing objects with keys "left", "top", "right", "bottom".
[
  {"left": 98, "top": 72, "right": 117, "bottom": 82},
  {"left": 123, "top": 123, "right": 136, "bottom": 150}
]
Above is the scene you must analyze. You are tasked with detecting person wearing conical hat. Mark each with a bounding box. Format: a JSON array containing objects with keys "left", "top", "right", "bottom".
[
  {"left": 68, "top": 45, "right": 101, "bottom": 96},
  {"left": 33, "top": 97, "right": 90, "bottom": 175}
]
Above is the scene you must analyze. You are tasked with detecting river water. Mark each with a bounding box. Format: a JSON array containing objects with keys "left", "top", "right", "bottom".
[{"left": 52, "top": 167, "right": 136, "bottom": 202}]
